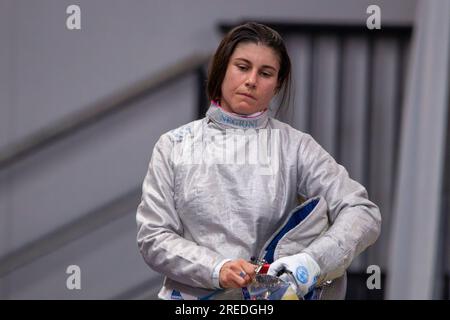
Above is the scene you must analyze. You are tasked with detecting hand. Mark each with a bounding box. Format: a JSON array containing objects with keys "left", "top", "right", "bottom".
[
  {"left": 267, "top": 252, "right": 320, "bottom": 298},
  {"left": 219, "top": 259, "right": 257, "bottom": 289}
]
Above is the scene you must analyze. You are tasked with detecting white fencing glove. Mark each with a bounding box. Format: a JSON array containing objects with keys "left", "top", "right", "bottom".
[{"left": 267, "top": 252, "right": 321, "bottom": 298}]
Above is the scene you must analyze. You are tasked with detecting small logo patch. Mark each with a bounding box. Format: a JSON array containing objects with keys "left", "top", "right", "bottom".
[{"left": 296, "top": 266, "right": 309, "bottom": 284}]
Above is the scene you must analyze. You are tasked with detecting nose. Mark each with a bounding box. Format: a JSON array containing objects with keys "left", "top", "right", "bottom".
[{"left": 245, "top": 71, "right": 257, "bottom": 88}]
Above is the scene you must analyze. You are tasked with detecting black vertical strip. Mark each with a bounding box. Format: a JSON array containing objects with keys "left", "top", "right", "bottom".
[
  {"left": 335, "top": 35, "right": 344, "bottom": 163},
  {"left": 196, "top": 66, "right": 208, "bottom": 119},
  {"left": 434, "top": 97, "right": 450, "bottom": 298},
  {"left": 440, "top": 87, "right": 450, "bottom": 299},
  {"left": 445, "top": 274, "right": 450, "bottom": 300},
  {"left": 306, "top": 34, "right": 315, "bottom": 135}
]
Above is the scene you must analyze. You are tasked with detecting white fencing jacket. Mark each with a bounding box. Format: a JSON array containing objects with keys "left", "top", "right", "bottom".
[{"left": 136, "top": 102, "right": 381, "bottom": 299}]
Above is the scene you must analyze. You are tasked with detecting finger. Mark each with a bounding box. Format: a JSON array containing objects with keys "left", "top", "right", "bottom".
[
  {"left": 226, "top": 261, "right": 255, "bottom": 286},
  {"left": 238, "top": 270, "right": 253, "bottom": 285},
  {"left": 220, "top": 265, "right": 239, "bottom": 288},
  {"left": 230, "top": 271, "right": 247, "bottom": 287},
  {"left": 230, "top": 263, "right": 248, "bottom": 274},
  {"left": 267, "top": 262, "right": 284, "bottom": 276},
  {"left": 221, "top": 275, "right": 238, "bottom": 289},
  {"left": 222, "top": 268, "right": 247, "bottom": 288},
  {"left": 238, "top": 270, "right": 254, "bottom": 286},
  {"left": 241, "top": 263, "right": 257, "bottom": 277},
  {"left": 278, "top": 273, "right": 292, "bottom": 284}
]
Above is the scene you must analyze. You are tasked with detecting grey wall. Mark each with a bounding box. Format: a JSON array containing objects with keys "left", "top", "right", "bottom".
[
  {"left": 0, "top": 0, "right": 417, "bottom": 299},
  {"left": 1, "top": 0, "right": 416, "bottom": 146}
]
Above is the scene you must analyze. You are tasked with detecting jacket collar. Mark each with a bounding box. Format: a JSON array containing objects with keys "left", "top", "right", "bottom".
[{"left": 205, "top": 101, "right": 269, "bottom": 129}]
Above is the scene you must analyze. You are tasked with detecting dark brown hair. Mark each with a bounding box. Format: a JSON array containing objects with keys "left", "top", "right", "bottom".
[{"left": 207, "top": 22, "right": 292, "bottom": 117}]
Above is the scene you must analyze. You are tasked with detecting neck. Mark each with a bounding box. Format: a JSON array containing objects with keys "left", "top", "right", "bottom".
[
  {"left": 213, "top": 100, "right": 266, "bottom": 118},
  {"left": 206, "top": 101, "right": 269, "bottom": 129}
]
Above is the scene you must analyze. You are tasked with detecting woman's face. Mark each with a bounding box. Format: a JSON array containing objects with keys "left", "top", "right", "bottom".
[{"left": 220, "top": 42, "right": 280, "bottom": 115}]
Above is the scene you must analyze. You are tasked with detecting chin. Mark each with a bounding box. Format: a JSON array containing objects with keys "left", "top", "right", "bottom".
[{"left": 232, "top": 102, "right": 258, "bottom": 115}]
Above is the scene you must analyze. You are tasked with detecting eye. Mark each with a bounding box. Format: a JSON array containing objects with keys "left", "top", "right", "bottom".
[
  {"left": 237, "top": 65, "right": 248, "bottom": 71},
  {"left": 261, "top": 72, "right": 272, "bottom": 77}
]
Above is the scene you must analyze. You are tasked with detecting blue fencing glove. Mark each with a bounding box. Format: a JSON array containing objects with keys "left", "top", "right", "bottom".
[{"left": 267, "top": 252, "right": 320, "bottom": 298}]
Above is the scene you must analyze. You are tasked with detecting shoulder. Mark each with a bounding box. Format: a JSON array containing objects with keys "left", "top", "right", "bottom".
[
  {"left": 268, "top": 118, "right": 327, "bottom": 159},
  {"left": 268, "top": 117, "right": 311, "bottom": 142},
  {"left": 159, "top": 118, "right": 205, "bottom": 144},
  {"left": 149, "top": 119, "right": 205, "bottom": 159}
]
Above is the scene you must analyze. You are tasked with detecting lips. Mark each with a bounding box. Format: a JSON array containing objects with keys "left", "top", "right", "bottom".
[{"left": 238, "top": 93, "right": 256, "bottom": 100}]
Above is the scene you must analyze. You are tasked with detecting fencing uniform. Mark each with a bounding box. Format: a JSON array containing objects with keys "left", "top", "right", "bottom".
[{"left": 136, "top": 102, "right": 381, "bottom": 299}]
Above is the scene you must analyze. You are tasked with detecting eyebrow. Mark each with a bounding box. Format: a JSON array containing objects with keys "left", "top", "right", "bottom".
[{"left": 233, "top": 58, "right": 278, "bottom": 72}]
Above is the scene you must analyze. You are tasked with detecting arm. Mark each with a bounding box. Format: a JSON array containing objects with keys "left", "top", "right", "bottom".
[
  {"left": 136, "top": 134, "right": 228, "bottom": 289},
  {"left": 297, "top": 134, "right": 381, "bottom": 282}
]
